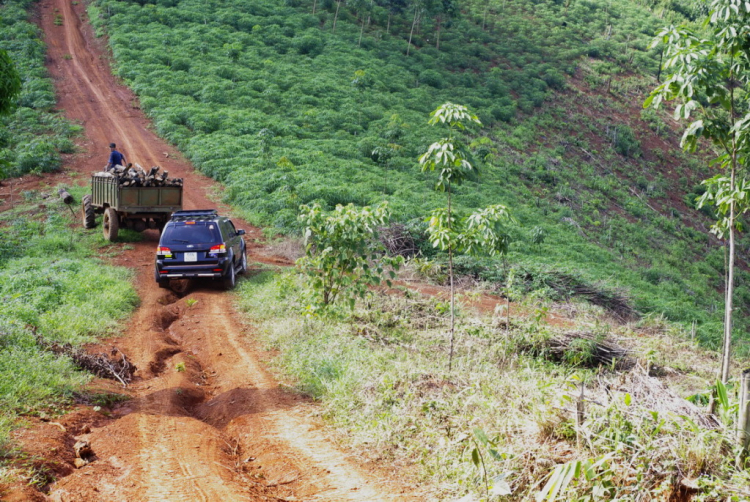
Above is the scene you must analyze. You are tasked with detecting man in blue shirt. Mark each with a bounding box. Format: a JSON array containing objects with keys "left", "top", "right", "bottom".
[{"left": 106, "top": 142, "right": 127, "bottom": 171}]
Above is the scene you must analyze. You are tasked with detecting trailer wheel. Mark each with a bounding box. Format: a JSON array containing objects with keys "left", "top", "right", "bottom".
[
  {"left": 81, "top": 195, "right": 95, "bottom": 229},
  {"left": 103, "top": 207, "right": 119, "bottom": 241}
]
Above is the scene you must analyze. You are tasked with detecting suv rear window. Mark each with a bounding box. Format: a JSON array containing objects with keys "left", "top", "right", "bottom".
[{"left": 161, "top": 223, "right": 221, "bottom": 244}]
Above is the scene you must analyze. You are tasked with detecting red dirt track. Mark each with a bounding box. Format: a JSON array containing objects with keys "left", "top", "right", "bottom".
[{"left": 12, "top": 0, "right": 420, "bottom": 500}]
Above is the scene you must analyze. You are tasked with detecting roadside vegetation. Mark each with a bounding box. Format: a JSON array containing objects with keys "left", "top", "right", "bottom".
[
  {"left": 0, "top": 0, "right": 80, "bottom": 180},
  {"left": 0, "top": 185, "right": 137, "bottom": 473},
  {"left": 237, "top": 268, "right": 750, "bottom": 500}
]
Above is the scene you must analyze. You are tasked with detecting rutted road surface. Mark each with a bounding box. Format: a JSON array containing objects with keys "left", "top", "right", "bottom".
[{"left": 36, "top": 0, "right": 417, "bottom": 499}]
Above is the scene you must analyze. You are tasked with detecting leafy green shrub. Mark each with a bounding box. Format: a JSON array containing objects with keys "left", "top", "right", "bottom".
[
  {"left": 293, "top": 32, "right": 325, "bottom": 56},
  {"left": 419, "top": 69, "right": 443, "bottom": 88},
  {"left": 297, "top": 202, "right": 402, "bottom": 308},
  {"left": 612, "top": 125, "right": 641, "bottom": 158}
]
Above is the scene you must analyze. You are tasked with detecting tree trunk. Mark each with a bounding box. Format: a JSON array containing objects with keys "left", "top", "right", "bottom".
[
  {"left": 722, "top": 64, "right": 738, "bottom": 384},
  {"left": 722, "top": 179, "right": 736, "bottom": 383},
  {"left": 739, "top": 368, "right": 750, "bottom": 450},
  {"left": 447, "top": 188, "right": 456, "bottom": 372},
  {"left": 333, "top": 0, "right": 342, "bottom": 33},
  {"left": 312, "top": 0, "right": 317, "bottom": 15},
  {"left": 506, "top": 296, "right": 510, "bottom": 327},
  {"left": 656, "top": 47, "right": 663, "bottom": 83},
  {"left": 435, "top": 16, "right": 441, "bottom": 50},
  {"left": 387, "top": 12, "right": 391, "bottom": 34},
  {"left": 407, "top": 7, "right": 418, "bottom": 56},
  {"left": 359, "top": 17, "right": 365, "bottom": 46}
]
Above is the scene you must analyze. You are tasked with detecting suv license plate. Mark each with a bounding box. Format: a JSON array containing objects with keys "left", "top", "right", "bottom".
[{"left": 184, "top": 252, "right": 197, "bottom": 262}]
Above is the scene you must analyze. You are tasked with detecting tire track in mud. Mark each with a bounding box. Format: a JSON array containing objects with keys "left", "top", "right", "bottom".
[{"left": 37, "top": 0, "right": 419, "bottom": 500}]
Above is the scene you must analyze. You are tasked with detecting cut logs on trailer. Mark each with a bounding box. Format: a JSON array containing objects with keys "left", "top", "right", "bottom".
[
  {"left": 98, "top": 163, "right": 183, "bottom": 188},
  {"left": 84, "top": 162, "right": 184, "bottom": 241}
]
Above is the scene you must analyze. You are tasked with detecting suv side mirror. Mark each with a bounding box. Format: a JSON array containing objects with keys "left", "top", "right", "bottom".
[{"left": 237, "top": 229, "right": 246, "bottom": 236}]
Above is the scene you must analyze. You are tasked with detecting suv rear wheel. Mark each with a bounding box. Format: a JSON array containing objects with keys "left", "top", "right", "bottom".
[
  {"left": 239, "top": 249, "right": 247, "bottom": 275},
  {"left": 223, "top": 259, "right": 236, "bottom": 290}
]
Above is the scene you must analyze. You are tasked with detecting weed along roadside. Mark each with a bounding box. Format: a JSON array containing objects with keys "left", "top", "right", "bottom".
[
  {"left": 0, "top": 185, "right": 137, "bottom": 494},
  {"left": 235, "top": 267, "right": 750, "bottom": 500}
]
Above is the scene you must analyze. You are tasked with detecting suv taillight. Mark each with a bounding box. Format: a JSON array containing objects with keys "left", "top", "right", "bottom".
[
  {"left": 157, "top": 246, "right": 172, "bottom": 257},
  {"left": 209, "top": 244, "right": 226, "bottom": 255}
]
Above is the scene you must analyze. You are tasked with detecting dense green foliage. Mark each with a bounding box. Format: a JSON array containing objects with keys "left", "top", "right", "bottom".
[
  {"left": 87, "top": 0, "right": 750, "bottom": 350},
  {"left": 0, "top": 187, "right": 137, "bottom": 457},
  {"left": 0, "top": 49, "right": 22, "bottom": 116},
  {"left": 0, "top": 0, "right": 80, "bottom": 179},
  {"left": 88, "top": 0, "right": 678, "bottom": 227}
]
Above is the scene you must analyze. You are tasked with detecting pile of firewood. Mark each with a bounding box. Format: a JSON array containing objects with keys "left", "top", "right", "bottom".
[{"left": 96, "top": 163, "right": 183, "bottom": 188}]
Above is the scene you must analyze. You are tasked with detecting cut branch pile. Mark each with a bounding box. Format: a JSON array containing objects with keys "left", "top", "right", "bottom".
[
  {"left": 96, "top": 163, "right": 183, "bottom": 188},
  {"left": 540, "top": 271, "right": 637, "bottom": 322},
  {"left": 567, "top": 283, "right": 636, "bottom": 323},
  {"left": 613, "top": 365, "right": 720, "bottom": 429},
  {"left": 34, "top": 331, "right": 136, "bottom": 386},
  {"left": 543, "top": 331, "right": 633, "bottom": 369},
  {"left": 379, "top": 223, "right": 417, "bottom": 257}
]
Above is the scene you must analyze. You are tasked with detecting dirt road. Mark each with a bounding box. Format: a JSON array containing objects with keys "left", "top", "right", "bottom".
[{"left": 32, "top": 0, "right": 417, "bottom": 499}]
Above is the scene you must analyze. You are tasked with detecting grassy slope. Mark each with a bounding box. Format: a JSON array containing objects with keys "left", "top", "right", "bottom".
[
  {"left": 0, "top": 185, "right": 138, "bottom": 468},
  {"left": 85, "top": 0, "right": 750, "bottom": 350},
  {"left": 0, "top": 0, "right": 138, "bottom": 486},
  {"left": 0, "top": 0, "right": 80, "bottom": 178}
]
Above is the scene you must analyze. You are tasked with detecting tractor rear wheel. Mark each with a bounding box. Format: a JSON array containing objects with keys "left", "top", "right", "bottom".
[
  {"left": 102, "top": 207, "right": 119, "bottom": 241},
  {"left": 82, "top": 195, "right": 95, "bottom": 229}
]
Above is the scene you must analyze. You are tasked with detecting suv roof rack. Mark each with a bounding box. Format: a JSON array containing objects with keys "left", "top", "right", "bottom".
[{"left": 171, "top": 209, "right": 218, "bottom": 221}]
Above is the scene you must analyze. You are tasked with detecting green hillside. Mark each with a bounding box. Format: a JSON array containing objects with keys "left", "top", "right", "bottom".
[
  {"left": 0, "top": 0, "right": 79, "bottom": 178},
  {"left": 86, "top": 0, "right": 747, "bottom": 348}
]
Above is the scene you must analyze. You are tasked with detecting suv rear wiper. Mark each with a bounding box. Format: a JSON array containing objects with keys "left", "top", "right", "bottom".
[{"left": 169, "top": 239, "right": 191, "bottom": 243}]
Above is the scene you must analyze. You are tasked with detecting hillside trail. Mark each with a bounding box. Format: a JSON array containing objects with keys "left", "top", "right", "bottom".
[{"left": 35, "top": 0, "right": 419, "bottom": 500}]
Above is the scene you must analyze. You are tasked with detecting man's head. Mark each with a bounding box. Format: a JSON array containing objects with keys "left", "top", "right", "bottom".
[{"left": 109, "top": 143, "right": 116, "bottom": 150}]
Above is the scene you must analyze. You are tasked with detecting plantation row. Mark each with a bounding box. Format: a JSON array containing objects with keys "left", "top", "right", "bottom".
[
  {"left": 0, "top": 0, "right": 79, "bottom": 179},
  {"left": 86, "top": 0, "right": 750, "bottom": 349},
  {"left": 88, "top": 0, "right": 678, "bottom": 228}
]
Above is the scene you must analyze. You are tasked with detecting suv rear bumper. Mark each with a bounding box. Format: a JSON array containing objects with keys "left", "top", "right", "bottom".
[
  {"left": 156, "top": 258, "right": 231, "bottom": 279},
  {"left": 161, "top": 272, "right": 223, "bottom": 278}
]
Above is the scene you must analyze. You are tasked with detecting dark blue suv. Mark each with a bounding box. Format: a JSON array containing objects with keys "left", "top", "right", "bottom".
[{"left": 154, "top": 210, "right": 247, "bottom": 290}]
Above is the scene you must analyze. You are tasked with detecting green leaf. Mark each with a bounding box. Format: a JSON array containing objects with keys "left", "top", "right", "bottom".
[
  {"left": 489, "top": 474, "right": 512, "bottom": 496},
  {"left": 473, "top": 427, "right": 490, "bottom": 446},
  {"left": 471, "top": 448, "right": 480, "bottom": 467},
  {"left": 716, "top": 378, "right": 729, "bottom": 411}
]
